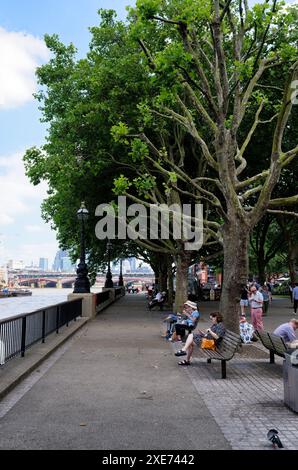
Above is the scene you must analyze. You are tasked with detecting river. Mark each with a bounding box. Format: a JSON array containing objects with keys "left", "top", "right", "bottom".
[{"left": 0, "top": 287, "right": 103, "bottom": 321}]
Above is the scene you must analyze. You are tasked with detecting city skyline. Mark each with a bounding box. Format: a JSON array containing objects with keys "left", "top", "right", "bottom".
[{"left": 0, "top": 1, "right": 134, "bottom": 267}]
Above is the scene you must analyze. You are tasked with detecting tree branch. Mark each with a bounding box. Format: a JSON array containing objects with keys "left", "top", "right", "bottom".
[
  {"left": 268, "top": 195, "right": 298, "bottom": 207},
  {"left": 267, "top": 209, "right": 298, "bottom": 218}
]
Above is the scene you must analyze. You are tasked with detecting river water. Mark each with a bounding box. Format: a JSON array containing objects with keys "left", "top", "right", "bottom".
[{"left": 0, "top": 288, "right": 103, "bottom": 321}]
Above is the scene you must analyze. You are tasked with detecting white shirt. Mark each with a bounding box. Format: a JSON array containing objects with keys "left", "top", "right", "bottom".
[
  {"left": 154, "top": 292, "right": 162, "bottom": 301},
  {"left": 249, "top": 291, "right": 263, "bottom": 308}
]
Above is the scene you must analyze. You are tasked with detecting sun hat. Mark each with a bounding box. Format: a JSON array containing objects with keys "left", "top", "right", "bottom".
[{"left": 184, "top": 300, "right": 197, "bottom": 310}]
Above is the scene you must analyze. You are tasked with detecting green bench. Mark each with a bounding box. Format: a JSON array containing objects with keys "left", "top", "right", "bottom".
[
  {"left": 200, "top": 329, "right": 241, "bottom": 379},
  {"left": 256, "top": 331, "right": 288, "bottom": 363}
]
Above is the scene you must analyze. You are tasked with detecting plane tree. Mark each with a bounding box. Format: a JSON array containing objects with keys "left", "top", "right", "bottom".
[{"left": 118, "top": 0, "right": 298, "bottom": 329}]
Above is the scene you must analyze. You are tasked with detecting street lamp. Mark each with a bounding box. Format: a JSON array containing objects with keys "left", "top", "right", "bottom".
[
  {"left": 104, "top": 239, "right": 114, "bottom": 288},
  {"left": 73, "top": 202, "right": 90, "bottom": 293},
  {"left": 118, "top": 258, "right": 124, "bottom": 286}
]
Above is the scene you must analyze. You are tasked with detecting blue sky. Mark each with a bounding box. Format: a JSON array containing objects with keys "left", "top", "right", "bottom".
[{"left": 0, "top": 1, "right": 134, "bottom": 268}]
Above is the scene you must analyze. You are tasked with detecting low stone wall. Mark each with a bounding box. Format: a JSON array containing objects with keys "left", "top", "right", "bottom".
[{"left": 68, "top": 287, "right": 125, "bottom": 319}]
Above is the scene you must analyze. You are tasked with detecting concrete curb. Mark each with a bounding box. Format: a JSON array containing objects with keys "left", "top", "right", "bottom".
[{"left": 0, "top": 317, "right": 89, "bottom": 400}]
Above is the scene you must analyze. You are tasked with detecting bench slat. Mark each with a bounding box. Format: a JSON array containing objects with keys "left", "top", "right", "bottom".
[{"left": 256, "top": 330, "right": 287, "bottom": 362}]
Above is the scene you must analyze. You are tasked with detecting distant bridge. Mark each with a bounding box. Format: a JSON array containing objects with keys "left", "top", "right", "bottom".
[{"left": 10, "top": 272, "right": 154, "bottom": 288}]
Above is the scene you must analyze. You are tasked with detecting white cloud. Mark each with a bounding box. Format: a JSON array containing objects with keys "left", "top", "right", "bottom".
[
  {"left": 18, "top": 242, "right": 58, "bottom": 265},
  {"left": 25, "top": 225, "right": 44, "bottom": 233},
  {"left": 0, "top": 213, "right": 14, "bottom": 226},
  {"left": 0, "top": 27, "right": 49, "bottom": 109},
  {"left": 0, "top": 151, "right": 48, "bottom": 227}
]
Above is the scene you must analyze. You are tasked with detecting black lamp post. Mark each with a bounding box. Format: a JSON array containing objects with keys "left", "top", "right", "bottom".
[
  {"left": 104, "top": 239, "right": 114, "bottom": 288},
  {"left": 118, "top": 259, "right": 124, "bottom": 286},
  {"left": 73, "top": 202, "right": 90, "bottom": 293}
]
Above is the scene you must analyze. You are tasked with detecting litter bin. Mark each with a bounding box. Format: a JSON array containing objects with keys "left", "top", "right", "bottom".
[{"left": 283, "top": 351, "right": 298, "bottom": 413}]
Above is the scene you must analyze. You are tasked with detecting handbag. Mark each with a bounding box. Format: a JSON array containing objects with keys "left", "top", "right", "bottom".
[{"left": 201, "top": 338, "right": 216, "bottom": 350}]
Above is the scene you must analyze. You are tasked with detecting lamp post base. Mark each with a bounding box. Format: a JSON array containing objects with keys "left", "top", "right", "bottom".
[
  {"left": 73, "top": 262, "right": 91, "bottom": 293},
  {"left": 105, "top": 271, "right": 114, "bottom": 288},
  {"left": 118, "top": 274, "right": 124, "bottom": 287}
]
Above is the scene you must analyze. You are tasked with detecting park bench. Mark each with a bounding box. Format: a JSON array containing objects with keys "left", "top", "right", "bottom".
[
  {"left": 256, "top": 331, "right": 288, "bottom": 364},
  {"left": 199, "top": 329, "right": 241, "bottom": 379}
]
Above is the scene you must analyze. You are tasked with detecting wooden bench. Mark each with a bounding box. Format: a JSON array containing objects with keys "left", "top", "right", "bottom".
[
  {"left": 200, "top": 329, "right": 241, "bottom": 379},
  {"left": 256, "top": 330, "right": 288, "bottom": 363}
]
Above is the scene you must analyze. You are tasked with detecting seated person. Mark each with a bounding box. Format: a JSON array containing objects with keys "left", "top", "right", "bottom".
[
  {"left": 273, "top": 318, "right": 298, "bottom": 348},
  {"left": 148, "top": 291, "right": 166, "bottom": 310},
  {"left": 161, "top": 305, "right": 186, "bottom": 339},
  {"left": 170, "top": 301, "right": 200, "bottom": 342},
  {"left": 161, "top": 312, "right": 180, "bottom": 339},
  {"left": 174, "top": 312, "right": 225, "bottom": 366},
  {"left": 239, "top": 315, "right": 255, "bottom": 344}
]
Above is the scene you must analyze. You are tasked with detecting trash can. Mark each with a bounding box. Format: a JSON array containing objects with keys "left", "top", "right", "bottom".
[{"left": 283, "top": 352, "right": 298, "bottom": 413}]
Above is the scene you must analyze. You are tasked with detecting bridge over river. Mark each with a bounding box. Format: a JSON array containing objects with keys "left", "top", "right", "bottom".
[{"left": 10, "top": 271, "right": 155, "bottom": 288}]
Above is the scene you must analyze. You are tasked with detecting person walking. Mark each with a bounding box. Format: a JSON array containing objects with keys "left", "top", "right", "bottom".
[
  {"left": 248, "top": 285, "right": 264, "bottom": 331},
  {"left": 260, "top": 284, "right": 270, "bottom": 316},
  {"left": 240, "top": 284, "right": 249, "bottom": 315},
  {"left": 293, "top": 283, "right": 298, "bottom": 315}
]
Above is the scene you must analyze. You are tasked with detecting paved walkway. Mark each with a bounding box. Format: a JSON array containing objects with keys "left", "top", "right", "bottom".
[{"left": 0, "top": 294, "right": 297, "bottom": 450}]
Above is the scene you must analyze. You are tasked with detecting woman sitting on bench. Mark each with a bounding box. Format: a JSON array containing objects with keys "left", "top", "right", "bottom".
[
  {"left": 169, "top": 301, "right": 200, "bottom": 342},
  {"left": 174, "top": 312, "right": 225, "bottom": 366}
]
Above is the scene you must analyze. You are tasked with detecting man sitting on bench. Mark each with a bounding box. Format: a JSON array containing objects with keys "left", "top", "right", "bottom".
[
  {"left": 148, "top": 291, "right": 166, "bottom": 311},
  {"left": 273, "top": 318, "right": 298, "bottom": 348}
]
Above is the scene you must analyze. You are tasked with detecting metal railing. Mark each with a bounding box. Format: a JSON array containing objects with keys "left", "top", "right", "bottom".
[
  {"left": 115, "top": 287, "right": 125, "bottom": 298},
  {"left": 95, "top": 290, "right": 110, "bottom": 306},
  {"left": 0, "top": 298, "right": 82, "bottom": 365}
]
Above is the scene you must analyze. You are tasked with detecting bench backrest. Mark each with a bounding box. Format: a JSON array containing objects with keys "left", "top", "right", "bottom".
[
  {"left": 217, "top": 329, "right": 241, "bottom": 359},
  {"left": 256, "top": 330, "right": 287, "bottom": 357},
  {"left": 256, "top": 330, "right": 274, "bottom": 351},
  {"left": 268, "top": 333, "right": 287, "bottom": 357}
]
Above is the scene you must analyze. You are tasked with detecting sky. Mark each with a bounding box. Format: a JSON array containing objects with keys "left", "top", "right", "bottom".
[
  {"left": 0, "top": 0, "right": 295, "bottom": 269},
  {"left": 0, "top": 0, "right": 134, "bottom": 268}
]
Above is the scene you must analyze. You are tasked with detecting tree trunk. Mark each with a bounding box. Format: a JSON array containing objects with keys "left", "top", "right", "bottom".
[
  {"left": 288, "top": 240, "right": 298, "bottom": 284},
  {"left": 167, "top": 256, "right": 174, "bottom": 308},
  {"left": 220, "top": 224, "right": 249, "bottom": 332},
  {"left": 257, "top": 256, "right": 266, "bottom": 285},
  {"left": 174, "top": 251, "right": 191, "bottom": 313},
  {"left": 157, "top": 254, "right": 168, "bottom": 292}
]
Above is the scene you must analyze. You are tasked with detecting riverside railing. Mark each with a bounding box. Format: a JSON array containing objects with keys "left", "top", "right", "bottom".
[
  {"left": 0, "top": 298, "right": 82, "bottom": 365},
  {"left": 95, "top": 287, "right": 125, "bottom": 314}
]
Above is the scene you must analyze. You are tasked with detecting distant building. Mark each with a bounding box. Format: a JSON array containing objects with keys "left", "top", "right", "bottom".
[
  {"left": 128, "top": 257, "right": 137, "bottom": 272},
  {"left": 53, "top": 250, "right": 76, "bottom": 272},
  {"left": 39, "top": 258, "right": 49, "bottom": 271},
  {"left": 7, "top": 259, "right": 25, "bottom": 270},
  {"left": 0, "top": 266, "right": 8, "bottom": 285}
]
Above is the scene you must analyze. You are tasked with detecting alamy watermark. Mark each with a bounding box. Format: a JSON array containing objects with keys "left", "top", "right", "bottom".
[{"left": 95, "top": 196, "right": 203, "bottom": 250}]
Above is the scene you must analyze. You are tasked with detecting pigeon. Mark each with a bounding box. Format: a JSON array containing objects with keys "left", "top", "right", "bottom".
[{"left": 267, "top": 429, "right": 283, "bottom": 449}]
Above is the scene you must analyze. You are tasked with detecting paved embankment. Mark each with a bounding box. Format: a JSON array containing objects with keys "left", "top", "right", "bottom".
[{"left": 0, "top": 295, "right": 229, "bottom": 450}]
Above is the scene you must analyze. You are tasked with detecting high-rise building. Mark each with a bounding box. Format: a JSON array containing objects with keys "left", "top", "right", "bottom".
[
  {"left": 39, "top": 258, "right": 49, "bottom": 271},
  {"left": 52, "top": 250, "right": 76, "bottom": 272},
  {"left": 128, "top": 257, "right": 137, "bottom": 272}
]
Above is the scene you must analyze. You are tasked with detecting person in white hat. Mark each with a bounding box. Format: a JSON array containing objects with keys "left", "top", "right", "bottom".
[{"left": 169, "top": 301, "right": 200, "bottom": 342}]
